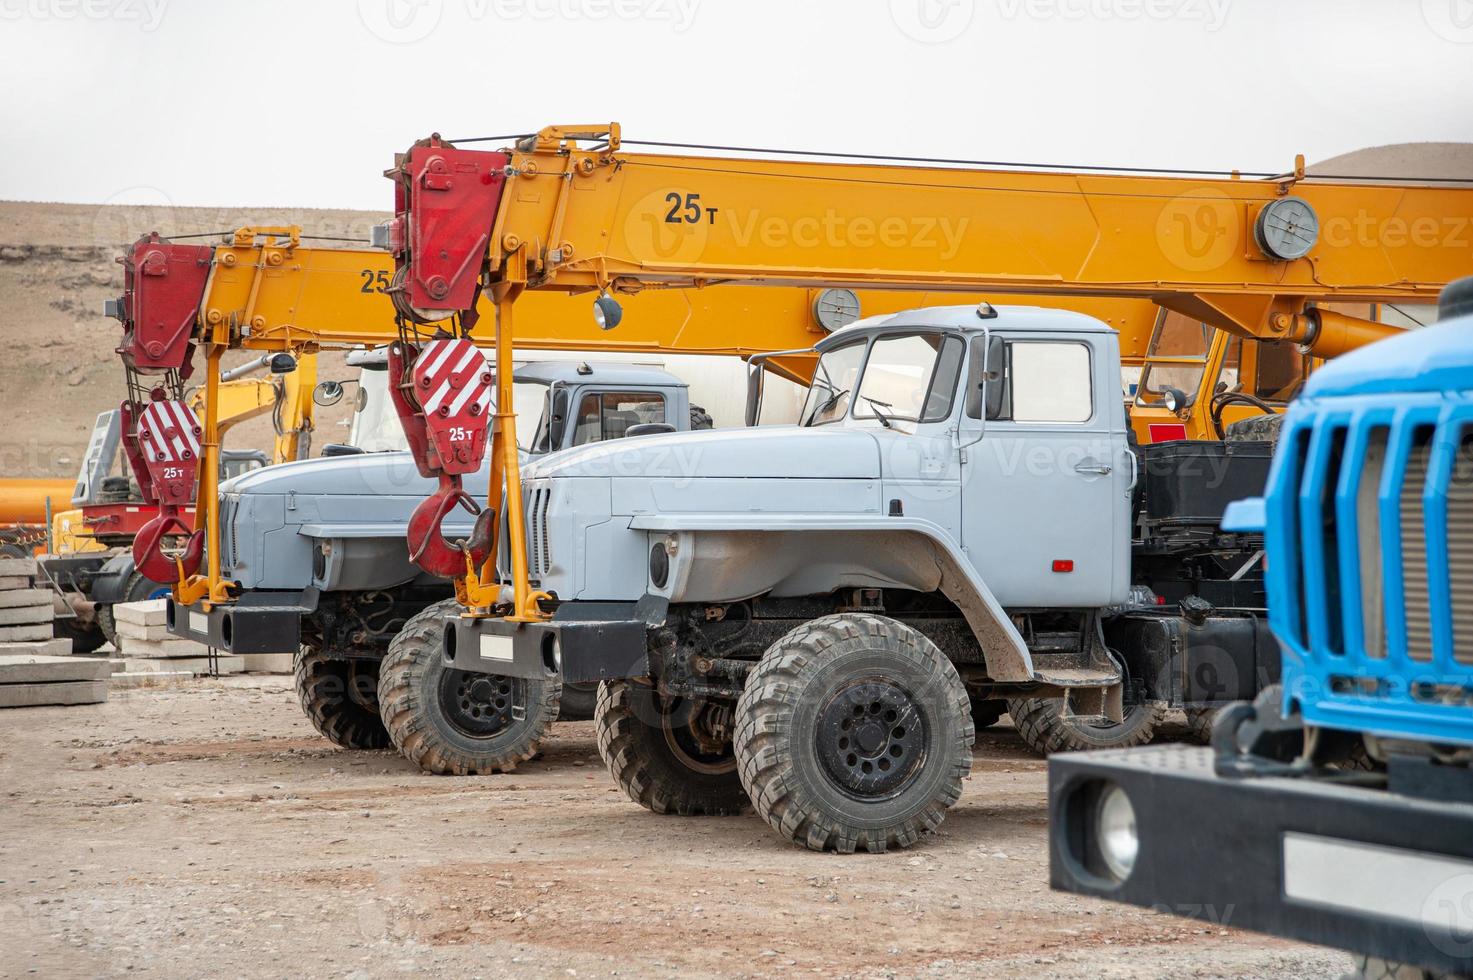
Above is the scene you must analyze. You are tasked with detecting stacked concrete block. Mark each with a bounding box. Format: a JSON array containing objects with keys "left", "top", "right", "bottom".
[
  {"left": 0, "top": 558, "right": 109, "bottom": 707},
  {"left": 113, "top": 600, "right": 244, "bottom": 676},
  {"left": 0, "top": 558, "right": 61, "bottom": 648}
]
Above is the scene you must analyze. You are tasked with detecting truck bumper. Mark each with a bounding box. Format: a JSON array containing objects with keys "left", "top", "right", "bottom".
[
  {"left": 1049, "top": 745, "right": 1473, "bottom": 974},
  {"left": 443, "top": 601, "right": 654, "bottom": 684},
  {"left": 166, "top": 590, "right": 316, "bottom": 654}
]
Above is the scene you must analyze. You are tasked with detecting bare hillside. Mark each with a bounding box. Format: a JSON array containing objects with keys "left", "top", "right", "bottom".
[{"left": 0, "top": 202, "right": 388, "bottom": 479}]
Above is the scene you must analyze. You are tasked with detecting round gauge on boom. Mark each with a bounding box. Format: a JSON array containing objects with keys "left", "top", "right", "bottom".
[
  {"left": 1254, "top": 196, "right": 1319, "bottom": 261},
  {"left": 814, "top": 288, "right": 862, "bottom": 331}
]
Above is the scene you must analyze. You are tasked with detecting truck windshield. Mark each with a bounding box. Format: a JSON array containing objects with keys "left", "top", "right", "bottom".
[
  {"left": 799, "top": 341, "right": 866, "bottom": 426},
  {"left": 800, "top": 332, "right": 963, "bottom": 427}
]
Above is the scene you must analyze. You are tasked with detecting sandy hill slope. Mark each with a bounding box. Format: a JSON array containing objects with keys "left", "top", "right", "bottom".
[{"left": 0, "top": 202, "right": 387, "bottom": 479}]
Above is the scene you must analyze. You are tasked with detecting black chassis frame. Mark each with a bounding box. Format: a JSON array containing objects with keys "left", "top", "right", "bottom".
[
  {"left": 1050, "top": 744, "right": 1473, "bottom": 974},
  {"left": 167, "top": 590, "right": 316, "bottom": 654},
  {"left": 442, "top": 592, "right": 1276, "bottom": 714}
]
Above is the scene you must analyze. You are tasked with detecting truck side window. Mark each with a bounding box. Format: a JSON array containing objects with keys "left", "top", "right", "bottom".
[
  {"left": 573, "top": 392, "right": 666, "bottom": 445},
  {"left": 998, "top": 342, "right": 1093, "bottom": 423}
]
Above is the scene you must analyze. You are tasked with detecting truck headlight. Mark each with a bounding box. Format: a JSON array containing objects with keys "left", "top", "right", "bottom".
[
  {"left": 1096, "top": 784, "right": 1138, "bottom": 880},
  {"left": 649, "top": 541, "right": 669, "bottom": 589}
]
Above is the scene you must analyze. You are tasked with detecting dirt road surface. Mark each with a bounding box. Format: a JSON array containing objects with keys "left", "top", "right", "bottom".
[{"left": 0, "top": 677, "right": 1353, "bottom": 978}]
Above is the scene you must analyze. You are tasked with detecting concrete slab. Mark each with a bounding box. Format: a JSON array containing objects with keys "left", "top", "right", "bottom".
[
  {"left": 0, "top": 605, "right": 52, "bottom": 627},
  {"left": 123, "top": 656, "right": 243, "bottom": 675},
  {"left": 0, "top": 577, "right": 30, "bottom": 591},
  {"left": 115, "top": 619, "right": 170, "bottom": 642},
  {"left": 109, "top": 671, "right": 193, "bottom": 690},
  {"left": 0, "top": 624, "right": 53, "bottom": 643},
  {"left": 118, "top": 636, "right": 209, "bottom": 658},
  {"left": 0, "top": 558, "right": 38, "bottom": 578},
  {"left": 0, "top": 655, "right": 111, "bottom": 684},
  {"left": 113, "top": 600, "right": 168, "bottom": 628},
  {"left": 0, "top": 638, "right": 72, "bottom": 657},
  {"left": 0, "top": 589, "right": 52, "bottom": 609},
  {"left": 0, "top": 680, "right": 107, "bottom": 708},
  {"left": 239, "top": 652, "right": 293, "bottom": 673}
]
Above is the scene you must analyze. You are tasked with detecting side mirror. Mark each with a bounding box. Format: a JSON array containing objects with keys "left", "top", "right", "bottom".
[
  {"left": 984, "top": 335, "right": 1007, "bottom": 420},
  {"left": 547, "top": 384, "right": 570, "bottom": 449},
  {"left": 625, "top": 422, "right": 676, "bottom": 438},
  {"left": 313, "top": 381, "right": 345, "bottom": 407},
  {"left": 745, "top": 358, "right": 767, "bottom": 427}
]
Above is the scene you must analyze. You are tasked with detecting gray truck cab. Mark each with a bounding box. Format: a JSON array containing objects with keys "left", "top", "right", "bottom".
[{"left": 435, "top": 304, "right": 1136, "bottom": 850}]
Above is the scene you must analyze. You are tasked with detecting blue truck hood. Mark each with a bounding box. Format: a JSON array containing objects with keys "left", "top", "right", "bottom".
[{"left": 1304, "top": 318, "right": 1473, "bottom": 399}]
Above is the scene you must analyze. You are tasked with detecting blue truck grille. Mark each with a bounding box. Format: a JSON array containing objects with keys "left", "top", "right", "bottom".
[{"left": 1267, "top": 393, "right": 1473, "bottom": 744}]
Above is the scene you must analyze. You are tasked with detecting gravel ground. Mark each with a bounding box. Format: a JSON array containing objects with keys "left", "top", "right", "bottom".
[{"left": 0, "top": 676, "right": 1355, "bottom": 978}]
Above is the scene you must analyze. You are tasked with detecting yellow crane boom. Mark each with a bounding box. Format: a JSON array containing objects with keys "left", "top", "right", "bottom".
[{"left": 377, "top": 124, "right": 1472, "bottom": 620}]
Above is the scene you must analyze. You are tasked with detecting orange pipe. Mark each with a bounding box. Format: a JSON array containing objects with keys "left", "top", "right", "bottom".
[{"left": 0, "top": 478, "right": 74, "bottom": 525}]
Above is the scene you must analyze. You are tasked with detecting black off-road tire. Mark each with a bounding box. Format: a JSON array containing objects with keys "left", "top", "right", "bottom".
[
  {"left": 1223, "top": 413, "right": 1283, "bottom": 444},
  {"left": 378, "top": 599, "right": 560, "bottom": 775},
  {"left": 1353, "top": 956, "right": 1466, "bottom": 980},
  {"left": 596, "top": 680, "right": 749, "bottom": 816},
  {"left": 970, "top": 697, "right": 1007, "bottom": 730},
  {"left": 1007, "top": 696, "right": 1166, "bottom": 756},
  {"left": 734, "top": 613, "right": 974, "bottom": 853},
  {"left": 294, "top": 643, "right": 390, "bottom": 750},
  {"left": 556, "top": 681, "right": 599, "bottom": 721},
  {"left": 1185, "top": 707, "right": 1218, "bottom": 745},
  {"left": 53, "top": 616, "right": 107, "bottom": 654},
  {"left": 689, "top": 405, "right": 713, "bottom": 430}
]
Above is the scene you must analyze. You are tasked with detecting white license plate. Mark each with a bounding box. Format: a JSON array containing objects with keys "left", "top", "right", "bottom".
[
  {"left": 189, "top": 611, "right": 209, "bottom": 636},
  {"left": 479, "top": 634, "right": 515, "bottom": 663},
  {"left": 1283, "top": 832, "right": 1473, "bottom": 935}
]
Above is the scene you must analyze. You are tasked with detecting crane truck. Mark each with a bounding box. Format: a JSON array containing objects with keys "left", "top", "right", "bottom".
[
  {"left": 365, "top": 125, "right": 1470, "bottom": 850},
  {"left": 131, "top": 225, "right": 1146, "bottom": 766},
  {"left": 1048, "top": 276, "right": 1473, "bottom": 979}
]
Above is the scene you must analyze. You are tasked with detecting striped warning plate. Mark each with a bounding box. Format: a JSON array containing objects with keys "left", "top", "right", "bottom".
[{"left": 138, "top": 400, "right": 201, "bottom": 463}]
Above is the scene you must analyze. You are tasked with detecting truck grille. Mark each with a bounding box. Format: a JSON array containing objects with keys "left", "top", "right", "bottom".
[
  {"left": 527, "top": 485, "right": 551, "bottom": 578},
  {"left": 218, "top": 494, "right": 239, "bottom": 572},
  {"left": 497, "top": 483, "right": 551, "bottom": 583},
  {"left": 1268, "top": 398, "right": 1473, "bottom": 739}
]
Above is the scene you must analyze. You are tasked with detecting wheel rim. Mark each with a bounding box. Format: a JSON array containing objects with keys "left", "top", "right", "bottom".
[
  {"left": 816, "top": 679, "right": 928, "bottom": 800},
  {"left": 660, "top": 698, "right": 737, "bottom": 777},
  {"left": 439, "top": 669, "right": 521, "bottom": 738}
]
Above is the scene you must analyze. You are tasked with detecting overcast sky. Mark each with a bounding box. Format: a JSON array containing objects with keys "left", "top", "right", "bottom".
[{"left": 2, "top": 0, "right": 1471, "bottom": 211}]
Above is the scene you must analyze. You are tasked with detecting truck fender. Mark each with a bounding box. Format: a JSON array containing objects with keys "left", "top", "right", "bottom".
[{"left": 632, "top": 516, "right": 1035, "bottom": 682}]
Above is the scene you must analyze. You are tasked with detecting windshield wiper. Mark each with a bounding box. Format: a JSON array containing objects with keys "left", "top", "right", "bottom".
[
  {"left": 804, "top": 387, "right": 849, "bottom": 426},
  {"left": 862, "top": 396, "right": 895, "bottom": 429}
]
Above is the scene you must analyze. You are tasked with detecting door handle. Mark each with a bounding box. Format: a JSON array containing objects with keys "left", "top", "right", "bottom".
[{"left": 1074, "top": 462, "right": 1112, "bottom": 475}]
